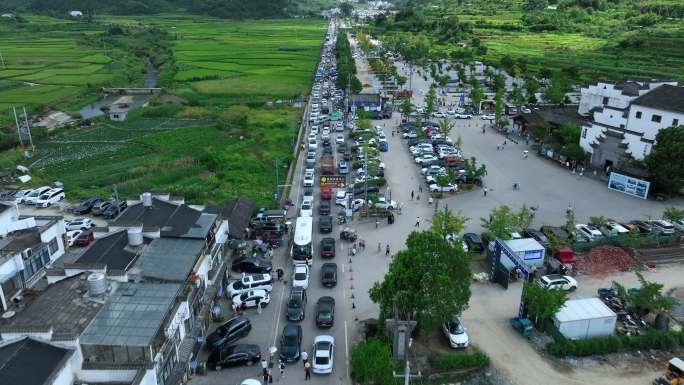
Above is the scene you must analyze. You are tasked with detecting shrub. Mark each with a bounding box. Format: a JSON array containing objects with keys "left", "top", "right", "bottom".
[
  {"left": 351, "top": 339, "right": 394, "bottom": 385},
  {"left": 547, "top": 331, "right": 684, "bottom": 357},
  {"left": 429, "top": 352, "right": 490, "bottom": 371}
]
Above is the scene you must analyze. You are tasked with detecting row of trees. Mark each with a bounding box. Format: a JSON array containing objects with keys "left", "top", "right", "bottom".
[{"left": 335, "top": 33, "right": 362, "bottom": 94}]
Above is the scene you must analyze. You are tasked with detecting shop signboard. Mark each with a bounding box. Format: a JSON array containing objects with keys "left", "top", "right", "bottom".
[{"left": 608, "top": 172, "right": 650, "bottom": 199}]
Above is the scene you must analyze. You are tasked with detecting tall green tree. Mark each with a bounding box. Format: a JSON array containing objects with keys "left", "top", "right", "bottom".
[
  {"left": 663, "top": 207, "right": 684, "bottom": 222},
  {"left": 438, "top": 116, "right": 454, "bottom": 137},
  {"left": 369, "top": 231, "right": 471, "bottom": 330},
  {"left": 340, "top": 2, "right": 354, "bottom": 17},
  {"left": 510, "top": 86, "right": 526, "bottom": 109},
  {"left": 644, "top": 125, "right": 684, "bottom": 196},
  {"left": 494, "top": 88, "right": 504, "bottom": 126},
  {"left": 464, "top": 156, "right": 487, "bottom": 179},
  {"left": 431, "top": 207, "right": 469, "bottom": 238},
  {"left": 544, "top": 75, "right": 570, "bottom": 104},
  {"left": 481, "top": 205, "right": 518, "bottom": 239},
  {"left": 524, "top": 76, "right": 540, "bottom": 104},
  {"left": 425, "top": 84, "right": 437, "bottom": 118},
  {"left": 523, "top": 281, "right": 568, "bottom": 327},
  {"left": 401, "top": 97, "right": 413, "bottom": 121},
  {"left": 470, "top": 77, "right": 484, "bottom": 113}
]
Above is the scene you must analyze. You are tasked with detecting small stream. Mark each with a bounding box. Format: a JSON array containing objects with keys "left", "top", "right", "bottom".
[{"left": 78, "top": 57, "right": 157, "bottom": 119}]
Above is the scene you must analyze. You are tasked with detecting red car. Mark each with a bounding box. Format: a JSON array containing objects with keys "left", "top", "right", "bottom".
[
  {"left": 320, "top": 188, "right": 332, "bottom": 200},
  {"left": 74, "top": 230, "right": 94, "bottom": 247},
  {"left": 320, "top": 237, "right": 335, "bottom": 258}
]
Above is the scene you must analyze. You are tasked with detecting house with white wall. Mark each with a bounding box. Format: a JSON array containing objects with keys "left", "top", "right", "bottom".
[{"left": 578, "top": 81, "right": 683, "bottom": 169}]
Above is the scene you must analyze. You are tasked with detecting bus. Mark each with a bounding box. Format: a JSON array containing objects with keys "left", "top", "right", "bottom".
[{"left": 291, "top": 216, "right": 313, "bottom": 265}]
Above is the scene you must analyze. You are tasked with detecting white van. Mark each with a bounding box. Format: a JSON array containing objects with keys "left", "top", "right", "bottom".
[
  {"left": 35, "top": 188, "right": 65, "bottom": 208},
  {"left": 21, "top": 186, "right": 51, "bottom": 205}
]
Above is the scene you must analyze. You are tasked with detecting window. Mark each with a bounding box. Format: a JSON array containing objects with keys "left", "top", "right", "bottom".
[
  {"left": 582, "top": 128, "right": 587, "bottom": 139},
  {"left": 651, "top": 114, "right": 662, "bottom": 123},
  {"left": 602, "top": 97, "right": 609, "bottom": 105},
  {"left": 674, "top": 119, "right": 679, "bottom": 127},
  {"left": 635, "top": 111, "right": 642, "bottom": 119},
  {"left": 643, "top": 144, "right": 650, "bottom": 156},
  {"left": 48, "top": 237, "right": 59, "bottom": 255}
]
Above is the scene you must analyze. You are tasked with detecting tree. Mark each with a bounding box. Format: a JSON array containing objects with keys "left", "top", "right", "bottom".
[
  {"left": 470, "top": 78, "right": 484, "bottom": 113},
  {"left": 340, "top": 2, "right": 353, "bottom": 17},
  {"left": 219, "top": 105, "right": 250, "bottom": 128},
  {"left": 351, "top": 339, "right": 394, "bottom": 385},
  {"left": 510, "top": 86, "right": 526, "bottom": 109},
  {"left": 431, "top": 207, "right": 469, "bottom": 238},
  {"left": 663, "top": 207, "right": 684, "bottom": 222},
  {"left": 565, "top": 206, "right": 576, "bottom": 232},
  {"left": 517, "top": 205, "right": 534, "bottom": 232},
  {"left": 494, "top": 88, "right": 504, "bottom": 126},
  {"left": 612, "top": 272, "right": 677, "bottom": 315},
  {"left": 464, "top": 156, "right": 487, "bottom": 179},
  {"left": 529, "top": 122, "right": 550, "bottom": 141},
  {"left": 644, "top": 125, "right": 684, "bottom": 196},
  {"left": 401, "top": 97, "right": 412, "bottom": 120},
  {"left": 357, "top": 119, "right": 372, "bottom": 131},
  {"left": 523, "top": 281, "right": 568, "bottom": 327},
  {"left": 425, "top": 84, "right": 436, "bottom": 118},
  {"left": 544, "top": 75, "right": 569, "bottom": 104},
  {"left": 438, "top": 116, "right": 454, "bottom": 137},
  {"left": 524, "top": 76, "right": 540, "bottom": 103},
  {"left": 481, "top": 205, "right": 518, "bottom": 239},
  {"left": 369, "top": 231, "right": 471, "bottom": 330},
  {"left": 560, "top": 143, "right": 586, "bottom": 162}
]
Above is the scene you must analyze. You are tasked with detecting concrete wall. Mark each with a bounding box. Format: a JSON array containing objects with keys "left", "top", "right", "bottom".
[
  {"left": 40, "top": 219, "right": 67, "bottom": 264},
  {"left": 78, "top": 369, "right": 141, "bottom": 383},
  {"left": 579, "top": 83, "right": 636, "bottom": 115},
  {"left": 51, "top": 351, "right": 78, "bottom": 385}
]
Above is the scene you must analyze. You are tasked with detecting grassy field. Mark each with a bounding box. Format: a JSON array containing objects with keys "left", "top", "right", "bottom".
[{"left": 0, "top": 15, "right": 325, "bottom": 207}]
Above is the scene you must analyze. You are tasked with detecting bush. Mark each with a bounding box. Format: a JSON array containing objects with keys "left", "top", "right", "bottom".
[
  {"left": 351, "top": 339, "right": 394, "bottom": 385},
  {"left": 354, "top": 177, "right": 387, "bottom": 188},
  {"left": 429, "top": 352, "right": 490, "bottom": 371},
  {"left": 547, "top": 331, "right": 684, "bottom": 357}
]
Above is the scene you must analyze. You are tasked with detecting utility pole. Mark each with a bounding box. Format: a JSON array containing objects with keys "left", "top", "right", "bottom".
[
  {"left": 386, "top": 317, "right": 420, "bottom": 384},
  {"left": 22, "top": 107, "right": 34, "bottom": 150},
  {"left": 274, "top": 159, "right": 280, "bottom": 203},
  {"left": 12, "top": 107, "right": 23, "bottom": 148}
]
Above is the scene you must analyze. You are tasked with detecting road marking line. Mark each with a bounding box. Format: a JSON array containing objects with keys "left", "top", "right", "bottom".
[
  {"left": 272, "top": 283, "right": 287, "bottom": 346},
  {"left": 345, "top": 320, "right": 350, "bottom": 381}
]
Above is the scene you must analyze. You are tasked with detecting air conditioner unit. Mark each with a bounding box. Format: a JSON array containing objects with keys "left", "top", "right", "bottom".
[{"left": 21, "top": 248, "right": 31, "bottom": 260}]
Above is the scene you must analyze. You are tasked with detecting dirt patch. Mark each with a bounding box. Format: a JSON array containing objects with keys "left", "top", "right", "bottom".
[{"left": 156, "top": 94, "right": 187, "bottom": 104}]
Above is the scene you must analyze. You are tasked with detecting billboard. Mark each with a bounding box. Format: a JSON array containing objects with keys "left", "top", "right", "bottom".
[
  {"left": 608, "top": 172, "right": 650, "bottom": 200},
  {"left": 319, "top": 175, "right": 346, "bottom": 188}
]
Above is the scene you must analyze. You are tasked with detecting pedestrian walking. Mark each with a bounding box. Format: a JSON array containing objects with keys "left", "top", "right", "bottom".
[
  {"left": 385, "top": 244, "right": 390, "bottom": 257},
  {"left": 261, "top": 359, "right": 268, "bottom": 372},
  {"left": 411, "top": 190, "right": 414, "bottom": 200},
  {"left": 416, "top": 193, "right": 420, "bottom": 201},
  {"left": 304, "top": 362, "right": 311, "bottom": 380},
  {"left": 496, "top": 144, "right": 500, "bottom": 151},
  {"left": 257, "top": 300, "right": 263, "bottom": 315},
  {"left": 301, "top": 351, "right": 308, "bottom": 366},
  {"left": 483, "top": 187, "right": 488, "bottom": 197},
  {"left": 377, "top": 242, "right": 381, "bottom": 253},
  {"left": 503, "top": 139, "right": 507, "bottom": 146},
  {"left": 415, "top": 216, "right": 420, "bottom": 227},
  {"left": 279, "top": 360, "right": 285, "bottom": 380},
  {"left": 418, "top": 185, "right": 423, "bottom": 193},
  {"left": 267, "top": 369, "right": 273, "bottom": 383}
]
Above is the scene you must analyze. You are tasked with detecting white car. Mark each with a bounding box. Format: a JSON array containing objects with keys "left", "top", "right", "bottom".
[
  {"left": 447, "top": 109, "right": 456, "bottom": 115},
  {"left": 402, "top": 131, "right": 417, "bottom": 139},
  {"left": 303, "top": 172, "right": 314, "bottom": 187},
  {"left": 442, "top": 315, "right": 469, "bottom": 349},
  {"left": 433, "top": 111, "right": 445, "bottom": 118},
  {"left": 310, "top": 126, "right": 319, "bottom": 135},
  {"left": 421, "top": 165, "right": 445, "bottom": 175},
  {"left": 308, "top": 138, "right": 318, "bottom": 150},
  {"left": 415, "top": 154, "right": 438, "bottom": 164},
  {"left": 520, "top": 106, "right": 532, "bottom": 113},
  {"left": 322, "top": 127, "right": 330, "bottom": 136},
  {"left": 335, "top": 135, "right": 344, "bottom": 144},
  {"left": 605, "top": 221, "right": 630, "bottom": 236},
  {"left": 35, "top": 188, "right": 65, "bottom": 208},
  {"left": 335, "top": 190, "right": 349, "bottom": 206},
  {"left": 292, "top": 263, "right": 310, "bottom": 289},
  {"left": 372, "top": 197, "right": 397, "bottom": 210},
  {"left": 575, "top": 224, "right": 603, "bottom": 240},
  {"left": 21, "top": 186, "right": 51, "bottom": 205},
  {"left": 14, "top": 189, "right": 32, "bottom": 203},
  {"left": 312, "top": 335, "right": 335, "bottom": 374},
  {"left": 66, "top": 218, "right": 94, "bottom": 231},
  {"left": 538, "top": 274, "right": 577, "bottom": 291},
  {"left": 481, "top": 113, "right": 495, "bottom": 120},
  {"left": 454, "top": 113, "right": 472, "bottom": 119},
  {"left": 66, "top": 230, "right": 82, "bottom": 246},
  {"left": 672, "top": 219, "right": 684, "bottom": 232},
  {"left": 227, "top": 274, "right": 273, "bottom": 297},
  {"left": 649, "top": 219, "right": 676, "bottom": 235},
  {"left": 300, "top": 201, "right": 313, "bottom": 217},
  {"left": 429, "top": 183, "right": 457, "bottom": 192},
  {"left": 322, "top": 132, "right": 330, "bottom": 141},
  {"left": 232, "top": 289, "right": 270, "bottom": 309},
  {"left": 303, "top": 190, "right": 314, "bottom": 205}
]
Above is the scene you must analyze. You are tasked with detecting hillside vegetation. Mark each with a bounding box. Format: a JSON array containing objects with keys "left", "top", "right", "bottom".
[{"left": 368, "top": 0, "right": 684, "bottom": 83}]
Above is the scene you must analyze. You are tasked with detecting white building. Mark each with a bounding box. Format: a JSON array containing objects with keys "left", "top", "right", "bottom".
[
  {"left": 68, "top": 10, "right": 83, "bottom": 17},
  {"left": 578, "top": 81, "right": 683, "bottom": 169}
]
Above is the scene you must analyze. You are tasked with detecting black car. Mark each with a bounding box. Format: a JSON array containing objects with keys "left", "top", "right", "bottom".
[
  {"left": 232, "top": 256, "right": 273, "bottom": 274},
  {"left": 322, "top": 145, "right": 332, "bottom": 154},
  {"left": 319, "top": 201, "right": 331, "bottom": 216},
  {"left": 540, "top": 226, "right": 572, "bottom": 241},
  {"left": 352, "top": 185, "right": 380, "bottom": 196},
  {"left": 103, "top": 200, "right": 127, "bottom": 219},
  {"left": 628, "top": 220, "right": 653, "bottom": 234},
  {"left": 206, "top": 316, "right": 252, "bottom": 350},
  {"left": 207, "top": 344, "right": 261, "bottom": 370},
  {"left": 73, "top": 197, "right": 101, "bottom": 215},
  {"left": 319, "top": 216, "right": 333, "bottom": 233},
  {"left": 322, "top": 138, "right": 331, "bottom": 147},
  {"left": 523, "top": 228, "right": 549, "bottom": 246},
  {"left": 316, "top": 296, "right": 335, "bottom": 328},
  {"left": 91, "top": 200, "right": 112, "bottom": 216},
  {"left": 463, "top": 233, "right": 484, "bottom": 253},
  {"left": 279, "top": 324, "right": 302, "bottom": 362},
  {"left": 321, "top": 263, "right": 337, "bottom": 287},
  {"left": 337, "top": 143, "right": 347, "bottom": 153},
  {"left": 320, "top": 237, "right": 335, "bottom": 258},
  {"left": 287, "top": 287, "right": 307, "bottom": 321}
]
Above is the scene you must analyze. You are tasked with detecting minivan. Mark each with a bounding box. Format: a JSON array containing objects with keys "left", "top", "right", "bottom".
[
  {"left": 35, "top": 188, "right": 65, "bottom": 208},
  {"left": 228, "top": 274, "right": 273, "bottom": 298},
  {"left": 250, "top": 210, "right": 286, "bottom": 226}
]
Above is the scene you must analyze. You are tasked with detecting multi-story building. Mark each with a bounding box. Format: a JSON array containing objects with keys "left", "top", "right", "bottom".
[{"left": 578, "top": 81, "right": 683, "bottom": 169}]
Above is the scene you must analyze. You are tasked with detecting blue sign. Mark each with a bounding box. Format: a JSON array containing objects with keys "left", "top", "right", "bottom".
[{"left": 608, "top": 172, "right": 650, "bottom": 200}]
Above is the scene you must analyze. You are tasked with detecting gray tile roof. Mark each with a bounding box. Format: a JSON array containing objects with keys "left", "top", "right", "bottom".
[
  {"left": 81, "top": 282, "right": 181, "bottom": 347},
  {"left": 71, "top": 230, "right": 139, "bottom": 272},
  {"left": 631, "top": 84, "right": 684, "bottom": 114},
  {"left": 141, "top": 238, "right": 205, "bottom": 282},
  {"left": 113, "top": 198, "right": 217, "bottom": 239},
  {"left": 222, "top": 197, "right": 255, "bottom": 238}
]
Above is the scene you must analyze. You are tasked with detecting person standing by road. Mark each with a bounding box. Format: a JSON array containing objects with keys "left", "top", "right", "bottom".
[
  {"left": 301, "top": 351, "right": 308, "bottom": 366},
  {"left": 411, "top": 190, "right": 414, "bottom": 200},
  {"left": 483, "top": 187, "right": 488, "bottom": 197},
  {"left": 385, "top": 244, "right": 390, "bottom": 257},
  {"left": 415, "top": 216, "right": 420, "bottom": 227}
]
